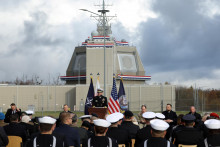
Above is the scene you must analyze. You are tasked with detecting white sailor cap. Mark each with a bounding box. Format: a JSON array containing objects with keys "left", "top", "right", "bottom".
[
  {"left": 106, "top": 113, "right": 121, "bottom": 123},
  {"left": 150, "top": 119, "right": 169, "bottom": 131},
  {"left": 25, "top": 110, "right": 34, "bottom": 115},
  {"left": 142, "top": 112, "right": 156, "bottom": 119},
  {"left": 115, "top": 112, "right": 124, "bottom": 120},
  {"left": 94, "top": 119, "right": 111, "bottom": 127},
  {"left": 79, "top": 115, "right": 92, "bottom": 119},
  {"left": 204, "top": 119, "right": 220, "bottom": 129},
  {"left": 155, "top": 113, "right": 165, "bottom": 119},
  {"left": 39, "top": 116, "right": 56, "bottom": 124}
]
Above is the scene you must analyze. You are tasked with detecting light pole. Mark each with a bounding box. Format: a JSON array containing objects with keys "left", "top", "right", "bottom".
[{"left": 79, "top": 1, "right": 109, "bottom": 96}]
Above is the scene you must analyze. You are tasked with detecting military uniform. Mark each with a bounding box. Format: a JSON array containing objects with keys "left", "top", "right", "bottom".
[
  {"left": 92, "top": 95, "right": 108, "bottom": 107},
  {"left": 139, "top": 137, "right": 175, "bottom": 147},
  {"left": 106, "top": 127, "right": 130, "bottom": 146},
  {"left": 135, "top": 125, "right": 152, "bottom": 147},
  {"left": 83, "top": 136, "right": 118, "bottom": 147}
]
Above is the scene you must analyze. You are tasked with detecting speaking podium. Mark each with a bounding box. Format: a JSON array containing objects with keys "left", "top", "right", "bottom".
[{"left": 88, "top": 107, "right": 108, "bottom": 119}]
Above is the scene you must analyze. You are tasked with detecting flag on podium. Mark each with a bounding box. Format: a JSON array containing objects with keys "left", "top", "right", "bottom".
[
  {"left": 84, "top": 76, "right": 94, "bottom": 115},
  {"left": 118, "top": 77, "right": 128, "bottom": 111},
  {"left": 108, "top": 75, "right": 120, "bottom": 114}
]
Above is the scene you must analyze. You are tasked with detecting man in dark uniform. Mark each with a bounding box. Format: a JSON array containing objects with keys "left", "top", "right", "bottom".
[
  {"left": 27, "top": 116, "right": 67, "bottom": 147},
  {"left": 83, "top": 119, "right": 118, "bottom": 147},
  {"left": 135, "top": 112, "right": 156, "bottom": 147},
  {"left": 174, "top": 114, "right": 205, "bottom": 147},
  {"left": 203, "top": 119, "right": 220, "bottom": 146},
  {"left": 92, "top": 88, "right": 108, "bottom": 107},
  {"left": 4, "top": 103, "right": 21, "bottom": 123},
  {"left": 162, "top": 104, "right": 177, "bottom": 126},
  {"left": 106, "top": 113, "right": 130, "bottom": 146},
  {"left": 139, "top": 119, "right": 175, "bottom": 147},
  {"left": 120, "top": 110, "right": 139, "bottom": 139}
]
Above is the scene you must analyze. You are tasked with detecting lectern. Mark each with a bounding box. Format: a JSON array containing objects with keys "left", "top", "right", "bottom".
[{"left": 88, "top": 107, "right": 108, "bottom": 119}]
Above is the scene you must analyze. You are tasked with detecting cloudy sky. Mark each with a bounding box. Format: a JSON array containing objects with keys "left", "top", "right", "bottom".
[{"left": 0, "top": 0, "right": 220, "bottom": 89}]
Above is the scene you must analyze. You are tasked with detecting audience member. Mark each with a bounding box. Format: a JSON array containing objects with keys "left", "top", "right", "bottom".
[
  {"left": 3, "top": 114, "right": 27, "bottom": 142},
  {"left": 20, "top": 115, "right": 35, "bottom": 139},
  {"left": 162, "top": 104, "right": 177, "bottom": 126},
  {"left": 4, "top": 103, "right": 21, "bottom": 123},
  {"left": 0, "top": 112, "right": 8, "bottom": 127},
  {"left": 139, "top": 119, "right": 175, "bottom": 147},
  {"left": 83, "top": 119, "right": 118, "bottom": 147},
  {"left": 0, "top": 126, "right": 8, "bottom": 146},
  {"left": 106, "top": 113, "right": 130, "bottom": 146},
  {"left": 120, "top": 110, "right": 139, "bottom": 139},
  {"left": 138, "top": 105, "right": 147, "bottom": 128},
  {"left": 54, "top": 112, "right": 80, "bottom": 147},
  {"left": 79, "top": 115, "right": 92, "bottom": 123},
  {"left": 173, "top": 114, "right": 204, "bottom": 147},
  {"left": 27, "top": 116, "right": 67, "bottom": 147},
  {"left": 204, "top": 119, "right": 220, "bottom": 146},
  {"left": 188, "top": 106, "right": 202, "bottom": 127},
  {"left": 135, "top": 112, "right": 155, "bottom": 147}
]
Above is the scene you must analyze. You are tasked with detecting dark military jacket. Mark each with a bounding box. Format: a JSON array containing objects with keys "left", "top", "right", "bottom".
[
  {"left": 174, "top": 127, "right": 205, "bottom": 147},
  {"left": 119, "top": 121, "right": 139, "bottom": 139},
  {"left": 82, "top": 136, "right": 118, "bottom": 147},
  {"left": 135, "top": 125, "right": 152, "bottom": 147},
  {"left": 205, "top": 134, "right": 220, "bottom": 146},
  {"left": 92, "top": 95, "right": 108, "bottom": 107},
  {"left": 106, "top": 127, "right": 130, "bottom": 146},
  {"left": 139, "top": 137, "right": 176, "bottom": 147}
]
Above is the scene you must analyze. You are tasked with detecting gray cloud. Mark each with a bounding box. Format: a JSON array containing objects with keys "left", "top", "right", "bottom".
[{"left": 139, "top": 0, "right": 220, "bottom": 82}]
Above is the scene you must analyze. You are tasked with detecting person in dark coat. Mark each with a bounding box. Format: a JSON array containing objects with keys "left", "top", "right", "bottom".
[
  {"left": 135, "top": 112, "right": 156, "bottom": 147},
  {"left": 20, "top": 115, "right": 35, "bottom": 140},
  {"left": 120, "top": 110, "right": 139, "bottom": 139},
  {"left": 173, "top": 114, "right": 205, "bottom": 147},
  {"left": 4, "top": 103, "right": 21, "bottom": 123},
  {"left": 139, "top": 119, "right": 175, "bottom": 147},
  {"left": 106, "top": 113, "right": 130, "bottom": 146},
  {"left": 26, "top": 116, "right": 67, "bottom": 147},
  {"left": 162, "top": 104, "right": 177, "bottom": 126},
  {"left": 54, "top": 112, "right": 80, "bottom": 147},
  {"left": 82, "top": 119, "right": 118, "bottom": 147},
  {"left": 171, "top": 114, "right": 184, "bottom": 142},
  {"left": 3, "top": 114, "right": 27, "bottom": 142},
  {"left": 203, "top": 119, "right": 220, "bottom": 146},
  {"left": 92, "top": 88, "right": 108, "bottom": 107},
  {"left": 0, "top": 126, "right": 8, "bottom": 146},
  {"left": 188, "top": 106, "right": 202, "bottom": 127}
]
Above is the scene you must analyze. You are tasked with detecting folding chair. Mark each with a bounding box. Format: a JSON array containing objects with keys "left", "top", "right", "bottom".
[
  {"left": 118, "top": 144, "right": 126, "bottom": 147},
  {"left": 131, "top": 139, "right": 135, "bottom": 147},
  {"left": 178, "top": 144, "right": 197, "bottom": 147},
  {"left": 6, "top": 136, "right": 23, "bottom": 147}
]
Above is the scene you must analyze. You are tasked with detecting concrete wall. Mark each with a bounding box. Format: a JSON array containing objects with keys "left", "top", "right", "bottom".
[{"left": 0, "top": 85, "right": 175, "bottom": 112}]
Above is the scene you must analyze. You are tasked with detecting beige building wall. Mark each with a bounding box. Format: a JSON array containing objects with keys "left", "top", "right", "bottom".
[{"left": 0, "top": 85, "right": 175, "bottom": 113}]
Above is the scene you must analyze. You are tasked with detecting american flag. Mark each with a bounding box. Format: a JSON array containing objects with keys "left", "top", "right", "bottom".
[{"left": 108, "top": 76, "right": 120, "bottom": 114}]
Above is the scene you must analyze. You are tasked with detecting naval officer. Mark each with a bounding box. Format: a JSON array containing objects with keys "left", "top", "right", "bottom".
[
  {"left": 140, "top": 119, "right": 175, "bottom": 147},
  {"left": 92, "top": 88, "right": 108, "bottom": 107},
  {"left": 204, "top": 119, "right": 220, "bottom": 146}
]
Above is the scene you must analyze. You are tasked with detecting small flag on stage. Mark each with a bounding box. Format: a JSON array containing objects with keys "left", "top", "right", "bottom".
[
  {"left": 108, "top": 75, "right": 120, "bottom": 114},
  {"left": 95, "top": 73, "right": 100, "bottom": 96},
  {"left": 118, "top": 77, "right": 128, "bottom": 111},
  {"left": 84, "top": 76, "right": 95, "bottom": 115}
]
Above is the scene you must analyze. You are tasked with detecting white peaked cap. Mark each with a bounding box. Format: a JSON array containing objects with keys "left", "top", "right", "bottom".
[
  {"left": 150, "top": 119, "right": 169, "bottom": 131},
  {"left": 115, "top": 112, "right": 124, "bottom": 120},
  {"left": 106, "top": 113, "right": 121, "bottom": 123},
  {"left": 79, "top": 115, "right": 92, "bottom": 119},
  {"left": 21, "top": 115, "right": 31, "bottom": 123},
  {"left": 142, "top": 112, "right": 156, "bottom": 119},
  {"left": 94, "top": 119, "right": 111, "bottom": 127},
  {"left": 25, "top": 110, "right": 34, "bottom": 115},
  {"left": 204, "top": 119, "right": 220, "bottom": 129},
  {"left": 39, "top": 116, "right": 56, "bottom": 124},
  {"left": 156, "top": 113, "right": 165, "bottom": 119}
]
